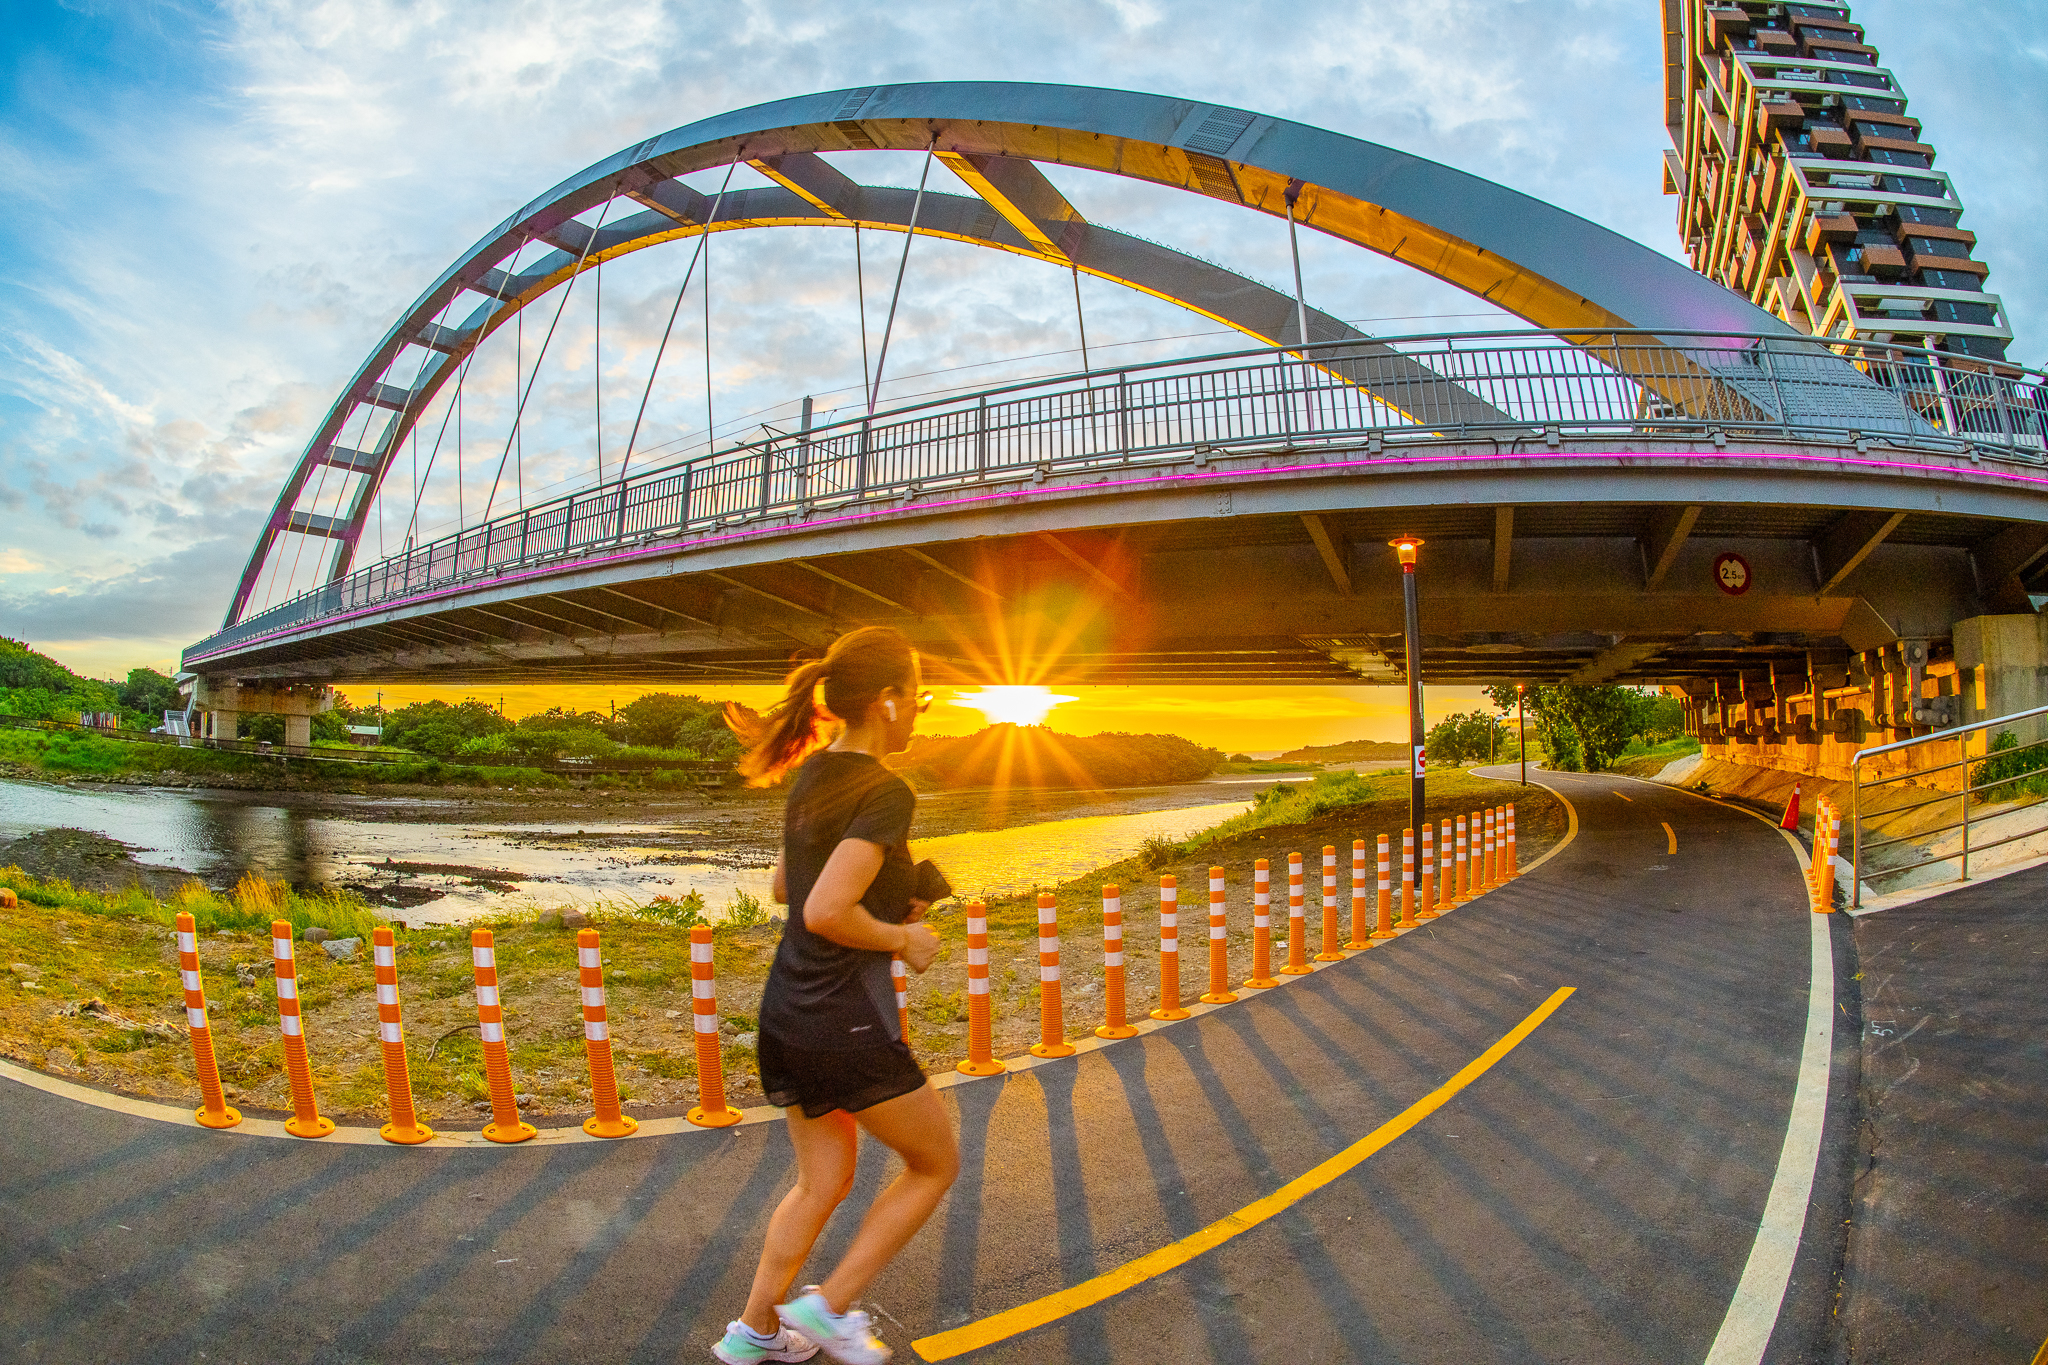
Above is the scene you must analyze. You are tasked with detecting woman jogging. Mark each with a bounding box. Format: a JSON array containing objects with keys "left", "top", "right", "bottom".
[{"left": 713, "top": 627, "right": 958, "bottom": 1365}]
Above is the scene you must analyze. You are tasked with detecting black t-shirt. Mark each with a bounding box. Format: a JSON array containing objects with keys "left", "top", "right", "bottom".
[{"left": 758, "top": 750, "right": 917, "bottom": 1049}]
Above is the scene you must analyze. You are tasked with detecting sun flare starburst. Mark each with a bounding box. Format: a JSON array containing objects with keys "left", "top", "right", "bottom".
[{"left": 952, "top": 685, "right": 1078, "bottom": 727}]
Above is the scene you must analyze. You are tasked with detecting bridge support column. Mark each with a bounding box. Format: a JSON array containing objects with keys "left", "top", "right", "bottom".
[{"left": 1955, "top": 614, "right": 2048, "bottom": 750}]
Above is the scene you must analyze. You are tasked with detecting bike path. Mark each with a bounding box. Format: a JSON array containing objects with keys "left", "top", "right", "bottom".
[{"left": 0, "top": 771, "right": 1854, "bottom": 1364}]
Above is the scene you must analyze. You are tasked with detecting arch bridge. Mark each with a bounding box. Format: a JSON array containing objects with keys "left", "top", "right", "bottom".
[{"left": 183, "top": 83, "right": 2048, "bottom": 766}]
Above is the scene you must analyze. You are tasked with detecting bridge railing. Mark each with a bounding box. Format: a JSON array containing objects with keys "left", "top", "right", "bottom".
[{"left": 193, "top": 329, "right": 2048, "bottom": 662}]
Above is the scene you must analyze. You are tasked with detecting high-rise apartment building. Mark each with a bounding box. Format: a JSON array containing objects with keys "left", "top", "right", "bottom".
[{"left": 1661, "top": 1, "right": 2010, "bottom": 360}]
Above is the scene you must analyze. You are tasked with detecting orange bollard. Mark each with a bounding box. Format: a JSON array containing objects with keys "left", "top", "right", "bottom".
[
  {"left": 1152, "top": 875, "right": 1191, "bottom": 1019},
  {"left": 577, "top": 929, "right": 638, "bottom": 1138},
  {"left": 1282, "top": 855, "right": 1313, "bottom": 974},
  {"left": 1097, "top": 884, "right": 1139, "bottom": 1037},
  {"left": 1439, "top": 820, "right": 1454, "bottom": 910},
  {"left": 1807, "top": 798, "right": 1830, "bottom": 902},
  {"left": 1200, "top": 867, "right": 1237, "bottom": 1003},
  {"left": 686, "top": 925, "right": 742, "bottom": 1126},
  {"left": 1347, "top": 840, "right": 1372, "bottom": 950},
  {"left": 267, "top": 921, "right": 332, "bottom": 1139},
  {"left": 1455, "top": 814, "right": 1470, "bottom": 901},
  {"left": 1373, "top": 835, "right": 1396, "bottom": 939},
  {"left": 175, "top": 912, "right": 241, "bottom": 1129},
  {"left": 1492, "top": 807, "right": 1505, "bottom": 884},
  {"left": 958, "top": 902, "right": 1007, "bottom": 1074},
  {"left": 1398, "top": 829, "right": 1418, "bottom": 928},
  {"left": 1472, "top": 810, "right": 1491, "bottom": 892},
  {"left": 1315, "top": 846, "right": 1346, "bottom": 961},
  {"left": 1244, "top": 861, "right": 1279, "bottom": 989},
  {"left": 1505, "top": 804, "right": 1519, "bottom": 877},
  {"left": 1415, "top": 824, "right": 1439, "bottom": 920},
  {"left": 1032, "top": 893, "right": 1074, "bottom": 1057},
  {"left": 371, "top": 926, "right": 433, "bottom": 1144},
  {"left": 471, "top": 929, "right": 535, "bottom": 1143},
  {"left": 1815, "top": 805, "right": 1841, "bottom": 914},
  {"left": 892, "top": 955, "right": 911, "bottom": 1040}
]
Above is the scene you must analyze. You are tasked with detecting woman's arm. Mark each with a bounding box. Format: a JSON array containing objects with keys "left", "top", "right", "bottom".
[
  {"left": 804, "top": 838, "right": 940, "bottom": 970},
  {"left": 771, "top": 851, "right": 787, "bottom": 905}
]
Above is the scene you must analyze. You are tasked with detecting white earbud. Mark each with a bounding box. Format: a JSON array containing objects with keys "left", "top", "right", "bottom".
[{"left": 884, "top": 700, "right": 898, "bottom": 721}]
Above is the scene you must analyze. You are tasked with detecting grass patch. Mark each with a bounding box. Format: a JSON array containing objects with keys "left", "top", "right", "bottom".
[{"left": 1607, "top": 736, "right": 1703, "bottom": 779}]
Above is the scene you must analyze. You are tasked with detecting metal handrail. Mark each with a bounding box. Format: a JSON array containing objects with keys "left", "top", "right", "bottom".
[
  {"left": 1849, "top": 703, "right": 2048, "bottom": 906},
  {"left": 191, "top": 326, "right": 2048, "bottom": 665}
]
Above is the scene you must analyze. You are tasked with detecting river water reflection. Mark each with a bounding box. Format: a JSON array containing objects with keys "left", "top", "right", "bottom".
[{"left": 0, "top": 777, "right": 1274, "bottom": 923}]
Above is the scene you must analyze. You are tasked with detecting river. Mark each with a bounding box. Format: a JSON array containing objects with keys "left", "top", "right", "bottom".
[{"left": 0, "top": 775, "right": 1303, "bottom": 923}]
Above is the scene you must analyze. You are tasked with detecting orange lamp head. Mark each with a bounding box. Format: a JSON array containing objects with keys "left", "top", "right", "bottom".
[{"left": 1389, "top": 535, "right": 1423, "bottom": 568}]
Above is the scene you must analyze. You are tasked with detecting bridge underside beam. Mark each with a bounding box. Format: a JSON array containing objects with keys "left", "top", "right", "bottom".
[{"left": 195, "top": 493, "right": 2015, "bottom": 689}]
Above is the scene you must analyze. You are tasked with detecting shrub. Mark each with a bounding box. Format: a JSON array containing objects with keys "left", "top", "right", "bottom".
[
  {"left": 1136, "top": 833, "right": 1182, "bottom": 870},
  {"left": 723, "top": 889, "right": 769, "bottom": 928},
  {"left": 1972, "top": 730, "right": 2048, "bottom": 802},
  {"left": 639, "top": 891, "right": 708, "bottom": 928}
]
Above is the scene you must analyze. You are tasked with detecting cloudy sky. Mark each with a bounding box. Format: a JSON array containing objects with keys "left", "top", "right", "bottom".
[{"left": 3, "top": 0, "right": 2042, "bottom": 745}]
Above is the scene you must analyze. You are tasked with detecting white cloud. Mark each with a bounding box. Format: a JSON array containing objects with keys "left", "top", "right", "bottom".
[{"left": 4, "top": 0, "right": 2038, "bottom": 677}]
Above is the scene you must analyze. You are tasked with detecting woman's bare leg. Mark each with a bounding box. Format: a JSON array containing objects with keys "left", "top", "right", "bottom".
[
  {"left": 816, "top": 1083, "right": 959, "bottom": 1313},
  {"left": 739, "top": 1107, "right": 859, "bottom": 1335}
]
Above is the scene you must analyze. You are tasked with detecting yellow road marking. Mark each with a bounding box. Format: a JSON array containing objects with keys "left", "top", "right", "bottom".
[
  {"left": 911, "top": 986, "right": 1578, "bottom": 1360},
  {"left": 1614, "top": 792, "right": 1634, "bottom": 802},
  {"left": 1662, "top": 822, "right": 1677, "bottom": 855}
]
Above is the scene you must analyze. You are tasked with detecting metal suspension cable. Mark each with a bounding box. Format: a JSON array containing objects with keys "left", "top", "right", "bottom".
[
  {"left": 399, "top": 241, "right": 525, "bottom": 551},
  {"left": 702, "top": 208, "right": 715, "bottom": 454},
  {"left": 616, "top": 162, "right": 736, "bottom": 487},
  {"left": 1071, "top": 265, "right": 1092, "bottom": 377},
  {"left": 593, "top": 235, "right": 604, "bottom": 484},
  {"left": 867, "top": 137, "right": 938, "bottom": 416},
  {"left": 855, "top": 224, "right": 872, "bottom": 403},
  {"left": 1283, "top": 180, "right": 1312, "bottom": 357},
  {"left": 482, "top": 189, "right": 617, "bottom": 523}
]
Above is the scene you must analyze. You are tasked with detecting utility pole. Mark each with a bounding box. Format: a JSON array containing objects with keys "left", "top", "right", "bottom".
[
  {"left": 1518, "top": 683, "right": 1528, "bottom": 785},
  {"left": 1391, "top": 537, "right": 1425, "bottom": 834}
]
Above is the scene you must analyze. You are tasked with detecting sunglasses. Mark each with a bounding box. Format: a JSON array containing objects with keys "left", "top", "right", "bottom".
[{"left": 912, "top": 690, "right": 934, "bottom": 715}]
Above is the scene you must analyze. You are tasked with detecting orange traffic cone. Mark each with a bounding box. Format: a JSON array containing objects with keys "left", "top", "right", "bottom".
[{"left": 1779, "top": 783, "right": 1802, "bottom": 831}]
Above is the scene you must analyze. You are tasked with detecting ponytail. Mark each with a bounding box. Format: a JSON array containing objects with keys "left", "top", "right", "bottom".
[{"left": 726, "top": 626, "right": 916, "bottom": 786}]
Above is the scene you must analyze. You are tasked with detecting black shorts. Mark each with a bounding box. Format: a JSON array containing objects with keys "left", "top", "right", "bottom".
[{"left": 756, "top": 1033, "right": 927, "bottom": 1119}]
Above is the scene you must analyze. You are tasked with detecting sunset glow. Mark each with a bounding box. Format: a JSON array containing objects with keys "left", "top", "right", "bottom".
[{"left": 952, "top": 685, "right": 1079, "bottom": 727}]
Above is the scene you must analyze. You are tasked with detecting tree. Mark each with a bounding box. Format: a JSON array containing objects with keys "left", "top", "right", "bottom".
[
  {"left": 0, "top": 639, "right": 74, "bottom": 693},
  {"left": 118, "top": 667, "right": 182, "bottom": 721},
  {"left": 1483, "top": 683, "right": 1657, "bottom": 772},
  {"left": 616, "top": 693, "right": 738, "bottom": 756},
  {"left": 1426, "top": 711, "right": 1507, "bottom": 765},
  {"left": 382, "top": 699, "right": 512, "bottom": 756}
]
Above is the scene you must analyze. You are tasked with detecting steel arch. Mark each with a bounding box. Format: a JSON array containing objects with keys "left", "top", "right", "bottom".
[{"left": 231, "top": 80, "right": 1792, "bottom": 626}]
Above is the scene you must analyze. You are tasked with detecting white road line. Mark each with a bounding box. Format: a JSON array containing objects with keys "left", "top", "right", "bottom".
[
  {"left": 1597, "top": 770, "right": 1837, "bottom": 1365},
  {"left": 1702, "top": 889, "right": 1833, "bottom": 1364}
]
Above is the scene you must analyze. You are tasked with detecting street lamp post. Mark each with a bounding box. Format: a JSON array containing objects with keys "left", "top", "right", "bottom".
[
  {"left": 1390, "top": 537, "right": 1425, "bottom": 836},
  {"left": 1518, "top": 683, "right": 1528, "bottom": 785}
]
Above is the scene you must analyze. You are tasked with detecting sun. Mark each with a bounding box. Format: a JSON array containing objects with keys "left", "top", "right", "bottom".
[{"left": 953, "top": 685, "right": 1078, "bottom": 727}]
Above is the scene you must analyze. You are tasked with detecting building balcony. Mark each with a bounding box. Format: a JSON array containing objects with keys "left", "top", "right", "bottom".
[
  {"left": 1706, "top": 5, "right": 1749, "bottom": 47},
  {"left": 1861, "top": 243, "right": 1908, "bottom": 278},
  {"left": 1761, "top": 98, "right": 1807, "bottom": 130},
  {"left": 1806, "top": 213, "right": 1860, "bottom": 253}
]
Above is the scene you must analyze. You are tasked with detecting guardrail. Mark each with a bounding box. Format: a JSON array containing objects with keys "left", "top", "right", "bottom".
[
  {"left": 193, "top": 328, "right": 2048, "bottom": 664},
  {"left": 0, "top": 714, "right": 732, "bottom": 782},
  {"left": 1849, "top": 703, "right": 2048, "bottom": 906}
]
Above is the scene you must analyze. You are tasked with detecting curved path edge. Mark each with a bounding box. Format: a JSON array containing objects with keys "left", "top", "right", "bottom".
[{"left": 0, "top": 781, "right": 1582, "bottom": 1150}]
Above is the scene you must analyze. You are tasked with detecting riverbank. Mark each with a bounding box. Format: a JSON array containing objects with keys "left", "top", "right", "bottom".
[{"left": 0, "top": 768, "right": 1560, "bottom": 1127}]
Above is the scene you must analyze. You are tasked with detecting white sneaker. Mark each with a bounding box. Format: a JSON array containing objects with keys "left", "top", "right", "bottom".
[
  {"left": 712, "top": 1318, "right": 820, "bottom": 1363},
  {"left": 775, "top": 1287, "right": 891, "bottom": 1365}
]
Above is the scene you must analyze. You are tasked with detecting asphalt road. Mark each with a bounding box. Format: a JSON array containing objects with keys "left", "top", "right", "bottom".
[{"left": 1, "top": 770, "right": 1862, "bottom": 1364}]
